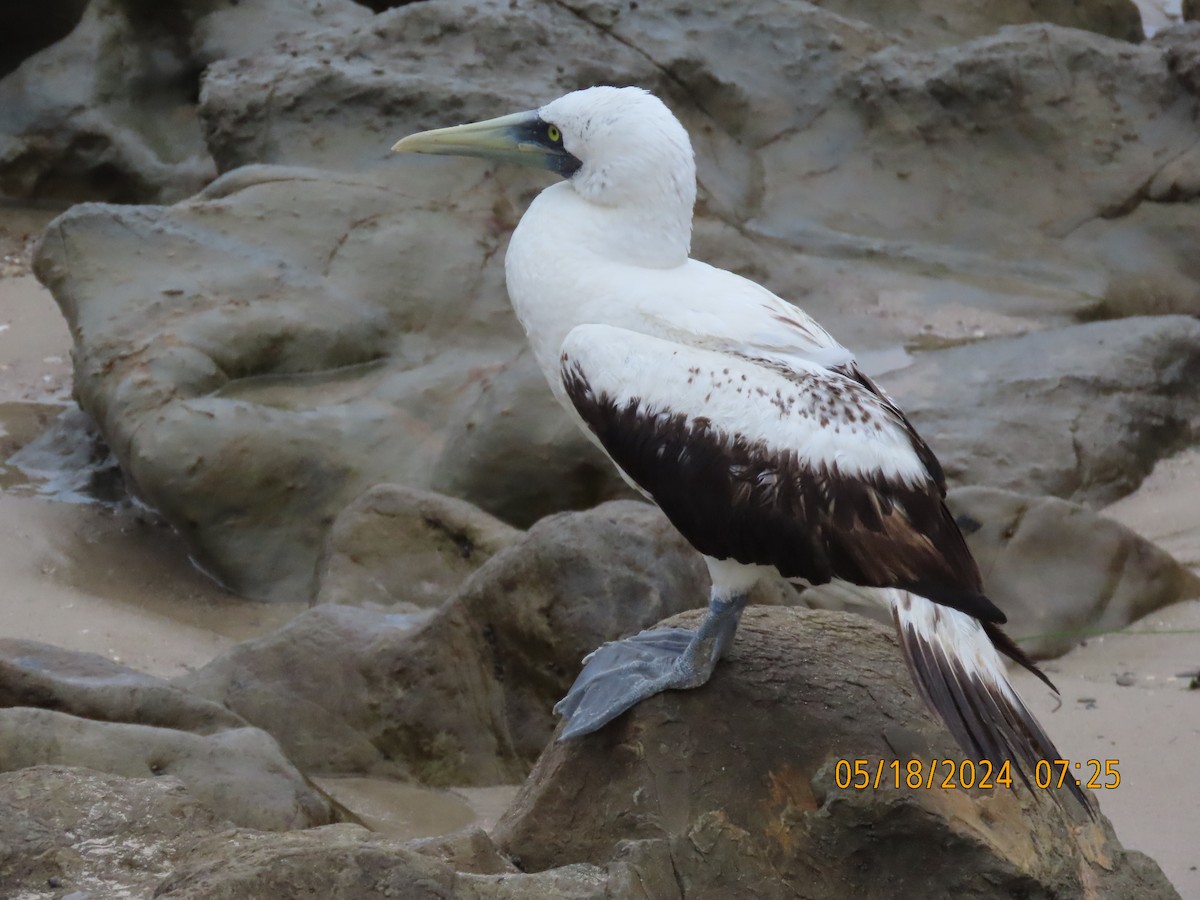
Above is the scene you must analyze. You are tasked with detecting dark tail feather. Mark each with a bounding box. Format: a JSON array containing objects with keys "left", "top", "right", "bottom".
[{"left": 891, "top": 591, "right": 1095, "bottom": 818}]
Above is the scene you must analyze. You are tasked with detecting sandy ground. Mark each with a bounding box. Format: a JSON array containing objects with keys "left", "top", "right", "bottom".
[{"left": 1, "top": 205, "right": 1197, "bottom": 893}]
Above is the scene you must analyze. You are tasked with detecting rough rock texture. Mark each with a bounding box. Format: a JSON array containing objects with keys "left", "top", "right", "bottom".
[
  {"left": 33, "top": 0, "right": 1200, "bottom": 600},
  {"left": 495, "top": 606, "right": 1180, "bottom": 900},
  {"left": 316, "top": 484, "right": 523, "bottom": 610},
  {"left": 0, "top": 766, "right": 228, "bottom": 899},
  {"left": 0, "top": 707, "right": 335, "bottom": 831},
  {"left": 803, "top": 486, "right": 1200, "bottom": 659},
  {"left": 0, "top": 0, "right": 370, "bottom": 202},
  {"left": 0, "top": 637, "right": 245, "bottom": 732},
  {"left": 815, "top": 0, "right": 1145, "bottom": 46},
  {"left": 888, "top": 317, "right": 1200, "bottom": 506},
  {"left": 0, "top": 769, "right": 609, "bottom": 899},
  {"left": 33, "top": 168, "right": 627, "bottom": 600},
  {"left": 951, "top": 487, "right": 1200, "bottom": 656},
  {"left": 156, "top": 825, "right": 612, "bottom": 899},
  {"left": 180, "top": 502, "right": 711, "bottom": 784}
]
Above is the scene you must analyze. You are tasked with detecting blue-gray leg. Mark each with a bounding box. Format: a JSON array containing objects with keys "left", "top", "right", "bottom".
[{"left": 554, "top": 590, "right": 749, "bottom": 740}]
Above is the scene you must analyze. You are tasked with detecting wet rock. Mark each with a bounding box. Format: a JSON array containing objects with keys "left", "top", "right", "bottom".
[
  {"left": 0, "top": 769, "right": 608, "bottom": 898},
  {"left": 156, "top": 824, "right": 612, "bottom": 899},
  {"left": 316, "top": 484, "right": 522, "bottom": 610},
  {"left": 0, "top": 0, "right": 369, "bottom": 203},
  {"left": 0, "top": 765, "right": 227, "bottom": 898},
  {"left": 0, "top": 638, "right": 245, "bottom": 732},
  {"left": 181, "top": 502, "right": 711, "bottom": 784},
  {"left": 494, "top": 606, "right": 1180, "bottom": 900},
  {"left": 0, "top": 707, "right": 336, "bottom": 831},
  {"left": 887, "top": 317, "right": 1200, "bottom": 505},
  {"left": 33, "top": 167, "right": 627, "bottom": 600},
  {"left": 804, "top": 486, "right": 1200, "bottom": 659}
]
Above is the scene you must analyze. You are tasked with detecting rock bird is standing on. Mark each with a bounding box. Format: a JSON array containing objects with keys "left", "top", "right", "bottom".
[{"left": 394, "top": 86, "right": 1090, "bottom": 811}]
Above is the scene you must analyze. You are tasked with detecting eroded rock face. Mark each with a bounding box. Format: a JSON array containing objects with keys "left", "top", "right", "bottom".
[
  {"left": 180, "top": 502, "right": 711, "bottom": 784},
  {"left": 494, "top": 606, "right": 1180, "bottom": 900},
  {"left": 0, "top": 766, "right": 227, "bottom": 898},
  {"left": 316, "top": 483, "right": 523, "bottom": 610},
  {"left": 0, "top": 708, "right": 335, "bottom": 831},
  {"left": 33, "top": 167, "right": 629, "bottom": 600},
  {"left": 887, "top": 316, "right": 1200, "bottom": 505},
  {"left": 0, "top": 0, "right": 370, "bottom": 202}
]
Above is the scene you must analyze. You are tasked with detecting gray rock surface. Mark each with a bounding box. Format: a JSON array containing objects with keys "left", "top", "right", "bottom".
[
  {"left": 887, "top": 316, "right": 1200, "bottom": 505},
  {"left": 316, "top": 484, "right": 523, "bottom": 610},
  {"left": 33, "top": 166, "right": 628, "bottom": 600},
  {"left": 950, "top": 487, "right": 1200, "bottom": 657},
  {"left": 155, "top": 825, "right": 612, "bottom": 899},
  {"left": 0, "top": 768, "right": 609, "bottom": 899},
  {"left": 0, "top": 0, "right": 369, "bottom": 203},
  {"left": 0, "top": 637, "right": 245, "bottom": 732},
  {"left": 0, "top": 766, "right": 227, "bottom": 899},
  {"left": 803, "top": 486, "right": 1200, "bottom": 659},
  {"left": 180, "top": 502, "right": 712, "bottom": 784},
  {"left": 495, "top": 606, "right": 1180, "bottom": 900},
  {"left": 0, "top": 707, "right": 336, "bottom": 831}
]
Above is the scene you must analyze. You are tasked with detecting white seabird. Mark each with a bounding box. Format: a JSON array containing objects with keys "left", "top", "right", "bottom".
[{"left": 393, "top": 86, "right": 1092, "bottom": 812}]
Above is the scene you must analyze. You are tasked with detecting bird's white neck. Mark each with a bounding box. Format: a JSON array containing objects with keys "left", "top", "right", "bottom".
[{"left": 505, "top": 180, "right": 694, "bottom": 382}]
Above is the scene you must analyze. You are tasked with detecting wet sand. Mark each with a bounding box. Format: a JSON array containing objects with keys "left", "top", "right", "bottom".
[{"left": 0, "top": 206, "right": 1195, "bottom": 892}]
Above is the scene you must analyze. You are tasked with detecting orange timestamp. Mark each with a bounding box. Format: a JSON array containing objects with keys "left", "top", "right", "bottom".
[{"left": 834, "top": 758, "right": 1122, "bottom": 791}]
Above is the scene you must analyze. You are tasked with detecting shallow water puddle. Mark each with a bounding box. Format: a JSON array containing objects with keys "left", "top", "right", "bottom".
[{"left": 312, "top": 776, "right": 519, "bottom": 840}]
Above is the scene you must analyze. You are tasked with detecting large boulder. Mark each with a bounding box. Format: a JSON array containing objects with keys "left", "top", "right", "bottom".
[
  {"left": 494, "top": 606, "right": 1180, "bottom": 899},
  {"left": 887, "top": 316, "right": 1200, "bottom": 505},
  {"left": 180, "top": 502, "right": 712, "bottom": 784},
  {"left": 33, "top": 166, "right": 629, "bottom": 600}
]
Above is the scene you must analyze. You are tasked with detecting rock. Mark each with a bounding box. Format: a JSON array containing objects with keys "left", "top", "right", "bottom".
[
  {"left": 0, "top": 706, "right": 336, "bottom": 831},
  {"left": 156, "top": 824, "right": 613, "bottom": 899},
  {"left": 316, "top": 484, "right": 522, "bottom": 610},
  {"left": 0, "top": 768, "right": 608, "bottom": 898},
  {"left": 803, "top": 487, "right": 1200, "bottom": 659},
  {"left": 812, "top": 0, "right": 1145, "bottom": 46},
  {"left": 886, "top": 317, "right": 1200, "bottom": 505},
  {"left": 180, "top": 502, "right": 712, "bottom": 784},
  {"left": 33, "top": 166, "right": 627, "bottom": 600},
  {"left": 949, "top": 487, "right": 1200, "bottom": 657},
  {"left": 494, "top": 606, "right": 1180, "bottom": 900},
  {"left": 0, "top": 766, "right": 227, "bottom": 898},
  {"left": 0, "top": 638, "right": 245, "bottom": 732},
  {"left": 0, "top": 0, "right": 370, "bottom": 203}
]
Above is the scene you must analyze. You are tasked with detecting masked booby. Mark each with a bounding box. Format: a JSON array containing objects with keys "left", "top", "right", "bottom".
[{"left": 393, "top": 86, "right": 1092, "bottom": 813}]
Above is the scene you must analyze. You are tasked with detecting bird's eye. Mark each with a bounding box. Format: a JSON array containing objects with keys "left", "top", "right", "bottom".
[{"left": 547, "top": 124, "right": 561, "bottom": 143}]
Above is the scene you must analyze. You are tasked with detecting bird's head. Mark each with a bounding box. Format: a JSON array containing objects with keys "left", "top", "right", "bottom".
[{"left": 392, "top": 86, "right": 696, "bottom": 213}]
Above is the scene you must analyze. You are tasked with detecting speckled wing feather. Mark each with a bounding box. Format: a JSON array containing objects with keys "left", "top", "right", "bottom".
[{"left": 558, "top": 323, "right": 1003, "bottom": 624}]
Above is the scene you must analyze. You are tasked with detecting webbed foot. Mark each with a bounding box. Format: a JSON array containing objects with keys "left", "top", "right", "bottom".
[{"left": 554, "top": 594, "right": 747, "bottom": 741}]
